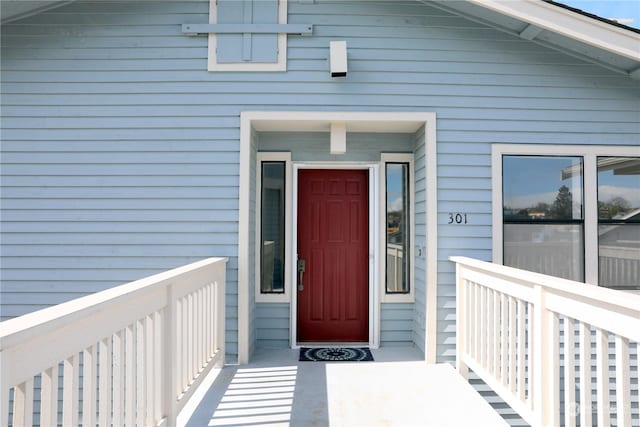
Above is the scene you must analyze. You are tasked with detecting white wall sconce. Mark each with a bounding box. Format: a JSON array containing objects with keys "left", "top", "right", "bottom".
[
  {"left": 330, "top": 122, "right": 346, "bottom": 154},
  {"left": 330, "top": 41, "right": 347, "bottom": 77}
]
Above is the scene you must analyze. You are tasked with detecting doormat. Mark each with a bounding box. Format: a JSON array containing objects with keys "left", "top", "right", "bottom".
[{"left": 299, "top": 347, "right": 374, "bottom": 362}]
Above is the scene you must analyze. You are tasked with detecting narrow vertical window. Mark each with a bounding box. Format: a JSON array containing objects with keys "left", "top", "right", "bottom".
[
  {"left": 502, "top": 156, "right": 584, "bottom": 282},
  {"left": 597, "top": 157, "right": 640, "bottom": 289},
  {"left": 386, "top": 163, "right": 410, "bottom": 293},
  {"left": 261, "top": 162, "right": 285, "bottom": 293}
]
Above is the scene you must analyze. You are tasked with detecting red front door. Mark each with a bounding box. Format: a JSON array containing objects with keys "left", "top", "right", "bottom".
[{"left": 297, "top": 169, "right": 369, "bottom": 342}]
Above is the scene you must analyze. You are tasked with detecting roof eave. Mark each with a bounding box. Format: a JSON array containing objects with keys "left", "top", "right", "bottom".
[{"left": 467, "top": 0, "right": 640, "bottom": 62}]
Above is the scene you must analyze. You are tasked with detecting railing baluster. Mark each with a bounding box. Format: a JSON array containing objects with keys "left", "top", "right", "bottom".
[
  {"left": 508, "top": 296, "right": 517, "bottom": 393},
  {"left": 579, "top": 321, "right": 592, "bottom": 427},
  {"left": 40, "top": 365, "right": 58, "bottom": 427},
  {"left": 83, "top": 344, "right": 97, "bottom": 427},
  {"left": 596, "top": 328, "right": 610, "bottom": 425},
  {"left": 63, "top": 354, "right": 79, "bottom": 426},
  {"left": 517, "top": 299, "right": 526, "bottom": 402},
  {"left": 0, "top": 257, "right": 227, "bottom": 427},
  {"left": 99, "top": 336, "right": 113, "bottom": 426},
  {"left": 154, "top": 311, "right": 163, "bottom": 423},
  {"left": 564, "top": 317, "right": 576, "bottom": 427},
  {"left": 136, "top": 319, "right": 146, "bottom": 426},
  {"left": 486, "top": 288, "right": 494, "bottom": 375},
  {"left": 474, "top": 282, "right": 481, "bottom": 362},
  {"left": 615, "top": 335, "right": 631, "bottom": 427},
  {"left": 113, "top": 329, "right": 125, "bottom": 426},
  {"left": 12, "top": 379, "right": 33, "bottom": 427},
  {"left": 125, "top": 322, "right": 136, "bottom": 427},
  {"left": 493, "top": 290, "right": 500, "bottom": 377},
  {"left": 500, "top": 293, "right": 508, "bottom": 386},
  {"left": 145, "top": 315, "right": 155, "bottom": 426},
  {"left": 480, "top": 285, "right": 486, "bottom": 368}
]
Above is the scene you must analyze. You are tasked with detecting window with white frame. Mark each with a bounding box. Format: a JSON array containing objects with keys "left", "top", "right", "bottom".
[
  {"left": 256, "top": 152, "right": 291, "bottom": 302},
  {"left": 208, "top": 0, "right": 287, "bottom": 72},
  {"left": 493, "top": 145, "right": 639, "bottom": 290},
  {"left": 381, "top": 153, "right": 414, "bottom": 302}
]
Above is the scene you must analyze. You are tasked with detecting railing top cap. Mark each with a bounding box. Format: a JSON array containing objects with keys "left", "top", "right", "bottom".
[
  {"left": 449, "top": 256, "right": 640, "bottom": 312},
  {"left": 0, "top": 257, "right": 228, "bottom": 345}
]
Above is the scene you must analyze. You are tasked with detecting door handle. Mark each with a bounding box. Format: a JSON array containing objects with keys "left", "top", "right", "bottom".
[{"left": 297, "top": 259, "right": 306, "bottom": 291}]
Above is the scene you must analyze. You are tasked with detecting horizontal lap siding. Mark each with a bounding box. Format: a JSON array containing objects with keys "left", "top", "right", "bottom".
[
  {"left": 1, "top": 0, "right": 638, "bottom": 379},
  {"left": 413, "top": 126, "right": 427, "bottom": 356},
  {"left": 256, "top": 303, "right": 290, "bottom": 349}
]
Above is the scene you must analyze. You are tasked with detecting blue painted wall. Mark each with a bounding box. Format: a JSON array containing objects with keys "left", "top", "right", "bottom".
[{"left": 2, "top": 0, "right": 639, "bottom": 371}]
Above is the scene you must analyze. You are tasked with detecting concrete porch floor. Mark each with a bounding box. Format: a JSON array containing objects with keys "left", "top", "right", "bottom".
[{"left": 183, "top": 347, "right": 508, "bottom": 427}]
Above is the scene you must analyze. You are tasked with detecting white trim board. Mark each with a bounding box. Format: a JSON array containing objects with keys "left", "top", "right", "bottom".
[{"left": 238, "top": 111, "right": 438, "bottom": 364}]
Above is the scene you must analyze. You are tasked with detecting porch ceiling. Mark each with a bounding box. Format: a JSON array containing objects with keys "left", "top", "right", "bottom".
[{"left": 249, "top": 111, "right": 430, "bottom": 134}]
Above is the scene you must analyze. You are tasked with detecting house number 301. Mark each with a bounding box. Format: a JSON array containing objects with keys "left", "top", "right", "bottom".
[{"left": 448, "top": 213, "right": 468, "bottom": 224}]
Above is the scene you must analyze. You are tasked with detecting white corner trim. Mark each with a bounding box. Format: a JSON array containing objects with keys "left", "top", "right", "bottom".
[
  {"left": 379, "top": 153, "right": 415, "bottom": 304},
  {"left": 467, "top": 0, "right": 640, "bottom": 61},
  {"left": 255, "top": 152, "right": 292, "bottom": 304},
  {"left": 424, "top": 117, "right": 438, "bottom": 364},
  {"left": 208, "top": 0, "right": 288, "bottom": 72}
]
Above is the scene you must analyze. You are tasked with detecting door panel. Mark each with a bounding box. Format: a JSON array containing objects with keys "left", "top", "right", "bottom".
[{"left": 297, "top": 169, "right": 369, "bottom": 342}]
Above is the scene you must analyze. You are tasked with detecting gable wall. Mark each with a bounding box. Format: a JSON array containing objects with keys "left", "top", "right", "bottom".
[{"left": 2, "top": 0, "right": 639, "bottom": 368}]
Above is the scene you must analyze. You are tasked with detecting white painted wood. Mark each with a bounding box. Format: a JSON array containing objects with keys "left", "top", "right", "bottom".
[
  {"left": 564, "top": 318, "right": 576, "bottom": 427},
  {"left": 579, "top": 322, "right": 592, "bottom": 427},
  {"left": 595, "top": 328, "right": 610, "bottom": 426},
  {"left": 330, "top": 122, "right": 346, "bottom": 154},
  {"left": 40, "top": 366, "right": 58, "bottom": 427},
  {"left": 467, "top": 0, "right": 640, "bottom": 61},
  {"left": 63, "top": 354, "right": 79, "bottom": 427},
  {"left": 615, "top": 336, "right": 631, "bottom": 427},
  {"left": 113, "top": 330, "right": 125, "bottom": 426},
  {"left": 452, "top": 256, "right": 639, "bottom": 427},
  {"left": 0, "top": 257, "right": 227, "bottom": 427},
  {"left": 516, "top": 299, "right": 525, "bottom": 402},
  {"left": 99, "top": 337, "right": 113, "bottom": 426},
  {"left": 83, "top": 344, "right": 97, "bottom": 427}
]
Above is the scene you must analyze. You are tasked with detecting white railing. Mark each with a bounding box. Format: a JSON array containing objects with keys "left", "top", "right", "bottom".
[
  {"left": 0, "top": 257, "right": 227, "bottom": 427},
  {"left": 451, "top": 256, "right": 640, "bottom": 427}
]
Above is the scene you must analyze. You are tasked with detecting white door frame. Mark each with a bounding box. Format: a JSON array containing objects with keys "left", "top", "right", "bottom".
[
  {"left": 238, "top": 111, "right": 438, "bottom": 364},
  {"left": 291, "top": 162, "right": 380, "bottom": 349}
]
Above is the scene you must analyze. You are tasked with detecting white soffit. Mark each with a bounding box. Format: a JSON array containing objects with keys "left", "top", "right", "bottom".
[
  {"left": 466, "top": 0, "right": 640, "bottom": 62},
  {"left": 251, "top": 112, "right": 429, "bottom": 133}
]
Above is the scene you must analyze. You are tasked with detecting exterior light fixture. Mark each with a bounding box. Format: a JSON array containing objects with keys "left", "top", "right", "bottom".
[{"left": 330, "top": 41, "right": 347, "bottom": 77}]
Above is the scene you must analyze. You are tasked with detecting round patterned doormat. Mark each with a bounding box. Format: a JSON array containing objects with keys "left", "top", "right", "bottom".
[{"left": 299, "top": 347, "right": 374, "bottom": 362}]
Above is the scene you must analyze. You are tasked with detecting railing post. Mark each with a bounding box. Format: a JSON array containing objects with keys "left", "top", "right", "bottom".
[
  {"left": 455, "top": 263, "right": 468, "bottom": 379},
  {"left": 532, "top": 285, "right": 559, "bottom": 427},
  {"left": 163, "top": 284, "right": 178, "bottom": 427}
]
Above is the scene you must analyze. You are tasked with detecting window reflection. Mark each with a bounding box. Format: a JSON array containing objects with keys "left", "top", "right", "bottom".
[
  {"left": 502, "top": 156, "right": 584, "bottom": 281},
  {"left": 597, "top": 157, "right": 640, "bottom": 289},
  {"left": 261, "top": 162, "right": 285, "bottom": 293},
  {"left": 503, "top": 156, "right": 583, "bottom": 221},
  {"left": 386, "top": 163, "right": 410, "bottom": 294}
]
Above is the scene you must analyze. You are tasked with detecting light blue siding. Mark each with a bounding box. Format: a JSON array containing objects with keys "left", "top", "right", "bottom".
[
  {"left": 412, "top": 126, "right": 427, "bottom": 356},
  {"left": 1, "top": 0, "right": 639, "bottom": 385},
  {"left": 380, "top": 303, "right": 414, "bottom": 346},
  {"left": 256, "top": 303, "right": 290, "bottom": 348}
]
